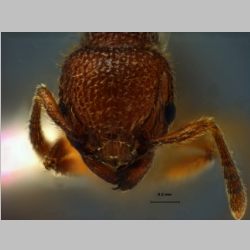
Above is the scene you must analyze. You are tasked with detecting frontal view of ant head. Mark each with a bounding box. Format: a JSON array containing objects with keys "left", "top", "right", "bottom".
[{"left": 29, "top": 32, "right": 247, "bottom": 220}]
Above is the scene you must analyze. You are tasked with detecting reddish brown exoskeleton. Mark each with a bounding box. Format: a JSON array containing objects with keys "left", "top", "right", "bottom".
[{"left": 29, "top": 32, "right": 247, "bottom": 219}]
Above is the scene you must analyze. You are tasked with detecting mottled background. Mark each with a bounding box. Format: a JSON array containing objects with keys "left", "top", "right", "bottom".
[{"left": 1, "top": 32, "right": 250, "bottom": 219}]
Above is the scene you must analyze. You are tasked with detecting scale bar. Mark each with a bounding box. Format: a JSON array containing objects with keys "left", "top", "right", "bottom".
[{"left": 150, "top": 200, "right": 180, "bottom": 204}]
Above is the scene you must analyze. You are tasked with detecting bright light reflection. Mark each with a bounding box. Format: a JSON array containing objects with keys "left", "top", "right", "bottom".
[
  {"left": 1, "top": 128, "right": 37, "bottom": 183},
  {"left": 1, "top": 121, "right": 61, "bottom": 185}
]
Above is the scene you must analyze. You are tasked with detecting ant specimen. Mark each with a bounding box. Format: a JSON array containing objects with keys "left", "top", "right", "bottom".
[{"left": 29, "top": 32, "right": 247, "bottom": 219}]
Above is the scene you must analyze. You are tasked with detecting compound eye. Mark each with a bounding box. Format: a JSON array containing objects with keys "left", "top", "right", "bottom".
[
  {"left": 165, "top": 103, "right": 176, "bottom": 125},
  {"left": 59, "top": 102, "right": 67, "bottom": 116}
]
